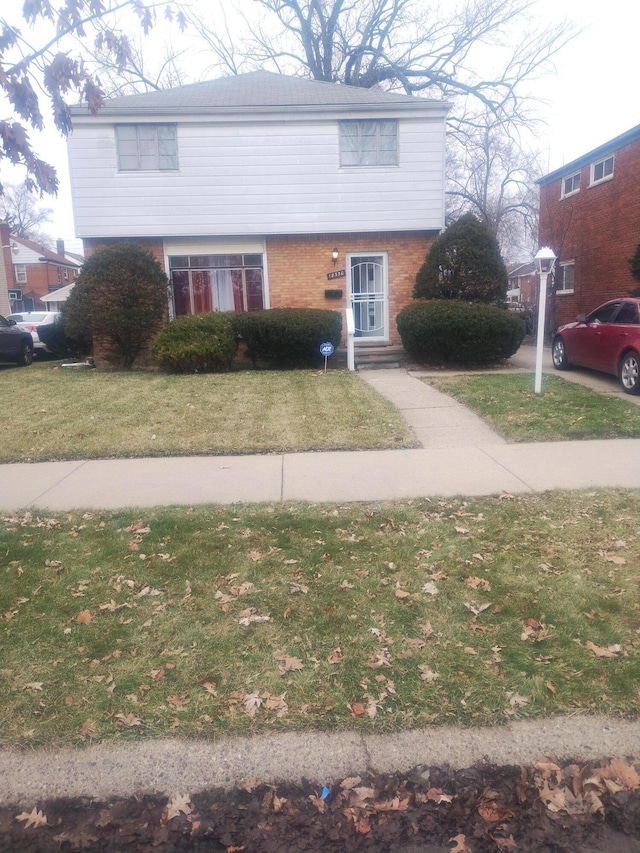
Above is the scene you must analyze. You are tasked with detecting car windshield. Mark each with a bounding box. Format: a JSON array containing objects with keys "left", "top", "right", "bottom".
[{"left": 9, "top": 313, "right": 49, "bottom": 323}]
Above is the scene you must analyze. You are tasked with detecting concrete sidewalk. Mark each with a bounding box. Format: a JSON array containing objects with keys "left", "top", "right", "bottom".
[
  {"left": 2, "top": 351, "right": 640, "bottom": 807},
  {"left": 2, "top": 355, "right": 640, "bottom": 512}
]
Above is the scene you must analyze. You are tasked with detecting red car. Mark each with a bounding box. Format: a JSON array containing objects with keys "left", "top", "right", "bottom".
[{"left": 552, "top": 297, "right": 640, "bottom": 394}]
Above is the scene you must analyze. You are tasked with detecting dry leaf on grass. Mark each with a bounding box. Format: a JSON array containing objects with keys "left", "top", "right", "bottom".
[
  {"left": 276, "top": 655, "right": 304, "bottom": 674},
  {"left": 115, "top": 712, "right": 142, "bottom": 728},
  {"left": 238, "top": 608, "right": 271, "bottom": 626},
  {"left": 418, "top": 665, "right": 440, "bottom": 683},
  {"left": 585, "top": 640, "right": 621, "bottom": 658},
  {"left": 464, "top": 576, "right": 491, "bottom": 591},
  {"left": 77, "top": 610, "right": 92, "bottom": 624},
  {"left": 327, "top": 648, "right": 344, "bottom": 664},
  {"left": 465, "top": 601, "right": 492, "bottom": 616},
  {"left": 521, "top": 618, "right": 548, "bottom": 641}
]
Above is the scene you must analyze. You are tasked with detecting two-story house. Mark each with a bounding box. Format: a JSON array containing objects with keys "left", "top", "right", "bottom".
[
  {"left": 538, "top": 123, "right": 640, "bottom": 330},
  {"left": 66, "top": 71, "right": 450, "bottom": 348},
  {"left": 8, "top": 237, "right": 82, "bottom": 312}
]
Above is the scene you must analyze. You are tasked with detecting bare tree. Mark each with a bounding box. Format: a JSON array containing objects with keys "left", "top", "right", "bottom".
[
  {"left": 446, "top": 110, "right": 542, "bottom": 263},
  {"left": 0, "top": 0, "right": 185, "bottom": 194},
  {"left": 0, "top": 182, "right": 53, "bottom": 244},
  {"left": 188, "top": 0, "right": 576, "bottom": 128},
  {"left": 79, "top": 22, "right": 189, "bottom": 97}
]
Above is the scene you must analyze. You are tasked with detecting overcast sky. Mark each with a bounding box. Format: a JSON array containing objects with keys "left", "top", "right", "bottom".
[{"left": 14, "top": 0, "right": 640, "bottom": 252}]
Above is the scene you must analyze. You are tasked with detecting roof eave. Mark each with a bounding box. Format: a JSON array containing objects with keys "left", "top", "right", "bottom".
[{"left": 71, "top": 101, "right": 452, "bottom": 119}]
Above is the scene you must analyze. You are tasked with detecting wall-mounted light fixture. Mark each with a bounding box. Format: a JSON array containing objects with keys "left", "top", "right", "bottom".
[{"left": 332, "top": 247, "right": 339, "bottom": 265}]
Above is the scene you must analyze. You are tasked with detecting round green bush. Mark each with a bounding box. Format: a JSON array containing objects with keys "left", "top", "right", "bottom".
[
  {"left": 233, "top": 308, "right": 342, "bottom": 367},
  {"left": 150, "top": 313, "right": 238, "bottom": 373},
  {"left": 396, "top": 300, "right": 526, "bottom": 366}
]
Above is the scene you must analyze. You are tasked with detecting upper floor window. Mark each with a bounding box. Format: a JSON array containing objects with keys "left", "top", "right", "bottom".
[
  {"left": 115, "top": 124, "right": 178, "bottom": 171},
  {"left": 590, "top": 155, "right": 614, "bottom": 186},
  {"left": 339, "top": 120, "right": 398, "bottom": 167},
  {"left": 14, "top": 264, "right": 26, "bottom": 283},
  {"left": 562, "top": 172, "right": 580, "bottom": 197},
  {"left": 556, "top": 260, "right": 574, "bottom": 294}
]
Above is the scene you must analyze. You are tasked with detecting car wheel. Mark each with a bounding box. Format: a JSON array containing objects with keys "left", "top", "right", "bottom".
[
  {"left": 15, "top": 342, "right": 33, "bottom": 367},
  {"left": 552, "top": 336, "right": 570, "bottom": 370},
  {"left": 619, "top": 352, "right": 640, "bottom": 395}
]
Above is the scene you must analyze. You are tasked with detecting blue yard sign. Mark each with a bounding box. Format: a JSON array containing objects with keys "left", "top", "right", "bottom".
[{"left": 320, "top": 341, "right": 335, "bottom": 372}]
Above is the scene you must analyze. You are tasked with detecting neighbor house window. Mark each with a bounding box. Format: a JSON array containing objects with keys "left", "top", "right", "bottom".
[
  {"left": 557, "top": 260, "right": 575, "bottom": 293},
  {"left": 115, "top": 124, "right": 178, "bottom": 171},
  {"left": 590, "top": 155, "right": 614, "bottom": 185},
  {"left": 14, "top": 264, "right": 26, "bottom": 283},
  {"left": 339, "top": 120, "right": 398, "bottom": 166},
  {"left": 169, "top": 254, "right": 264, "bottom": 316},
  {"left": 562, "top": 172, "right": 580, "bottom": 197}
]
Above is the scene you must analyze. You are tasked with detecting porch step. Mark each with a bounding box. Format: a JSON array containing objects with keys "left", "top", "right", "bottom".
[{"left": 354, "top": 345, "right": 407, "bottom": 370}]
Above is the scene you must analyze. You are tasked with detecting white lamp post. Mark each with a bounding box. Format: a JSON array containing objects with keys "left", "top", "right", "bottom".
[{"left": 533, "top": 246, "right": 557, "bottom": 394}]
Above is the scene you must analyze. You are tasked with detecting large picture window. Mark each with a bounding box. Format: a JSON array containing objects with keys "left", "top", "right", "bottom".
[
  {"left": 169, "top": 254, "right": 264, "bottom": 316},
  {"left": 339, "top": 120, "right": 398, "bottom": 166},
  {"left": 115, "top": 124, "right": 178, "bottom": 171}
]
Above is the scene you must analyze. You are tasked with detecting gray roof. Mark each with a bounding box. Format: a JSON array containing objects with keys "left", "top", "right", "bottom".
[{"left": 80, "top": 70, "right": 447, "bottom": 116}]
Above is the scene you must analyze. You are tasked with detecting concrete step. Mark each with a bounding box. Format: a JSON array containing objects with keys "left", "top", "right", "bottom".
[{"left": 353, "top": 345, "right": 406, "bottom": 370}]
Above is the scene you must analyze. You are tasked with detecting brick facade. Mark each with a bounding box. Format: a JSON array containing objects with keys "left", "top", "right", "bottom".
[
  {"left": 266, "top": 231, "right": 437, "bottom": 345},
  {"left": 538, "top": 125, "right": 640, "bottom": 329},
  {"left": 84, "top": 232, "right": 436, "bottom": 357}
]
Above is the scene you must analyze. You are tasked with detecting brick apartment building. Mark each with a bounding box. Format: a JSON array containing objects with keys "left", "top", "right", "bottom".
[{"left": 538, "top": 123, "right": 640, "bottom": 331}]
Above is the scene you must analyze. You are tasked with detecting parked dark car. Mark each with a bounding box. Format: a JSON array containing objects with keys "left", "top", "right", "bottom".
[
  {"left": 0, "top": 314, "right": 33, "bottom": 366},
  {"left": 552, "top": 298, "right": 640, "bottom": 394}
]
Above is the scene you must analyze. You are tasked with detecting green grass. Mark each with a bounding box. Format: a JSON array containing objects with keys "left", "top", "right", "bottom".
[
  {"left": 2, "top": 490, "right": 639, "bottom": 748},
  {"left": 0, "top": 361, "right": 415, "bottom": 461},
  {"left": 423, "top": 373, "right": 640, "bottom": 441}
]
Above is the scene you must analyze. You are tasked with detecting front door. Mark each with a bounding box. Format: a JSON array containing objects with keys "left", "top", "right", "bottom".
[{"left": 348, "top": 254, "right": 388, "bottom": 341}]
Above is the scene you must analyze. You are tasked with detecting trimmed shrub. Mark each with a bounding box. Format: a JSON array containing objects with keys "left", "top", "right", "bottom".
[
  {"left": 233, "top": 308, "right": 342, "bottom": 367},
  {"left": 414, "top": 213, "right": 508, "bottom": 306},
  {"left": 36, "top": 313, "right": 91, "bottom": 358},
  {"left": 150, "top": 313, "right": 237, "bottom": 373},
  {"left": 64, "top": 242, "right": 169, "bottom": 369},
  {"left": 397, "top": 300, "right": 526, "bottom": 366}
]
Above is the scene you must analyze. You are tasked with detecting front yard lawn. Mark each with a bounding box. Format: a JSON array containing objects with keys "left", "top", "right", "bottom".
[
  {"left": 0, "top": 362, "right": 415, "bottom": 462},
  {"left": 2, "top": 490, "right": 639, "bottom": 748},
  {"left": 423, "top": 373, "right": 640, "bottom": 441}
]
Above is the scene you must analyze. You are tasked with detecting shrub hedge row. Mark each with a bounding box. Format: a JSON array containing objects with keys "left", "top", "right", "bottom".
[
  {"left": 149, "top": 308, "right": 343, "bottom": 372},
  {"left": 396, "top": 300, "right": 526, "bottom": 366},
  {"left": 233, "top": 308, "right": 342, "bottom": 367}
]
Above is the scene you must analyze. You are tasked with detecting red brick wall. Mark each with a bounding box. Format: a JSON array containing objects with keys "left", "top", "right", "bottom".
[
  {"left": 19, "top": 263, "right": 78, "bottom": 308},
  {"left": 539, "top": 136, "right": 640, "bottom": 328},
  {"left": 266, "top": 231, "right": 436, "bottom": 345}
]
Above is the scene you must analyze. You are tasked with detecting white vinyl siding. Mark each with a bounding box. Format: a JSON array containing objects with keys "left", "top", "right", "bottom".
[
  {"left": 68, "top": 115, "right": 446, "bottom": 238},
  {"left": 115, "top": 124, "right": 178, "bottom": 171}
]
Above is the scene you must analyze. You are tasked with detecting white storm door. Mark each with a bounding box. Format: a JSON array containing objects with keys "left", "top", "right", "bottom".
[{"left": 348, "top": 254, "right": 388, "bottom": 341}]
